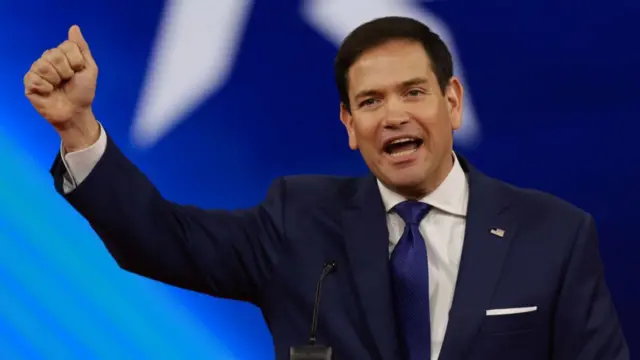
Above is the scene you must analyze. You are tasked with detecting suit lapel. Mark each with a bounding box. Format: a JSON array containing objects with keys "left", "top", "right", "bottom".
[
  {"left": 439, "top": 157, "right": 518, "bottom": 359},
  {"left": 342, "top": 176, "right": 397, "bottom": 360}
]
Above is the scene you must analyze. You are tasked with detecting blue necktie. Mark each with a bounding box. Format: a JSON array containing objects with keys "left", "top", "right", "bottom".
[{"left": 390, "top": 200, "right": 432, "bottom": 360}]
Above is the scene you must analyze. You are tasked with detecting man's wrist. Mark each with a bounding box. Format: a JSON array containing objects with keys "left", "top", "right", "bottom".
[{"left": 57, "top": 109, "right": 101, "bottom": 153}]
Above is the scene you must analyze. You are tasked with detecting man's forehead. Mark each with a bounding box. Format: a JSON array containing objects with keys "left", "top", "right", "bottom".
[
  {"left": 348, "top": 61, "right": 433, "bottom": 93},
  {"left": 356, "top": 44, "right": 429, "bottom": 68},
  {"left": 347, "top": 41, "right": 433, "bottom": 91}
]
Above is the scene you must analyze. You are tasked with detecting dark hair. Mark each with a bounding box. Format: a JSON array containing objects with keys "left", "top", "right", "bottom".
[{"left": 334, "top": 16, "right": 453, "bottom": 112}]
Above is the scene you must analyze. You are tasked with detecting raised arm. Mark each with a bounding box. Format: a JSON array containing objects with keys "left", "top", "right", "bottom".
[{"left": 25, "top": 25, "right": 286, "bottom": 303}]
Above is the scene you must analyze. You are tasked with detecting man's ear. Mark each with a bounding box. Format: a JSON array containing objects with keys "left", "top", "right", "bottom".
[
  {"left": 445, "top": 76, "right": 464, "bottom": 130},
  {"left": 340, "top": 103, "right": 358, "bottom": 150}
]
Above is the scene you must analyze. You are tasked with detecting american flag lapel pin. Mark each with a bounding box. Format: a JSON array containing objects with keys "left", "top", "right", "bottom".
[{"left": 490, "top": 228, "right": 505, "bottom": 238}]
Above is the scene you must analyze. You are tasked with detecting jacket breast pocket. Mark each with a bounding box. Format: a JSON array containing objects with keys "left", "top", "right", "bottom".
[{"left": 480, "top": 307, "right": 538, "bottom": 334}]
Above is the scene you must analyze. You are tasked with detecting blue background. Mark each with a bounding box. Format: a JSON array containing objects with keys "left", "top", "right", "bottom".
[{"left": 1, "top": 0, "right": 638, "bottom": 358}]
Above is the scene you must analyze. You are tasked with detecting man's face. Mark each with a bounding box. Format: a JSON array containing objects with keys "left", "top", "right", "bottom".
[{"left": 340, "top": 39, "right": 463, "bottom": 197}]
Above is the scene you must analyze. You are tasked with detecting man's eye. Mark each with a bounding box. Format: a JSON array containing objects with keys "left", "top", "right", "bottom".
[
  {"left": 359, "top": 98, "right": 377, "bottom": 107},
  {"left": 406, "top": 89, "right": 423, "bottom": 97}
]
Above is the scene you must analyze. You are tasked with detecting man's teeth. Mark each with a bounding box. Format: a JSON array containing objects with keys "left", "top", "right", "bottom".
[
  {"left": 385, "top": 137, "right": 421, "bottom": 156},
  {"left": 389, "top": 137, "right": 417, "bottom": 145},
  {"left": 389, "top": 148, "right": 419, "bottom": 157}
]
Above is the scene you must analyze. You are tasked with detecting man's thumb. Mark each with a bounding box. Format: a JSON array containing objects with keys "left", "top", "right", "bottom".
[{"left": 68, "top": 25, "right": 95, "bottom": 64}]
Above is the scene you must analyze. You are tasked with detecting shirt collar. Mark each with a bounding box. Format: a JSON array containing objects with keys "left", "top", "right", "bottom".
[{"left": 377, "top": 153, "right": 468, "bottom": 216}]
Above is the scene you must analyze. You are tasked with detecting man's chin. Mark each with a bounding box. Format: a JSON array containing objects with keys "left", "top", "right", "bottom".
[{"left": 379, "top": 170, "right": 428, "bottom": 195}]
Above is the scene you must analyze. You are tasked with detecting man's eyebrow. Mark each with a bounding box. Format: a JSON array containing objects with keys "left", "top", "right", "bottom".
[
  {"left": 354, "top": 77, "right": 429, "bottom": 100},
  {"left": 354, "top": 89, "right": 380, "bottom": 100},
  {"left": 399, "top": 77, "right": 428, "bottom": 88}
]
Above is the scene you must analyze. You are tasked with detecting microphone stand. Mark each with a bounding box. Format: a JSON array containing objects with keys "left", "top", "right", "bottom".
[{"left": 289, "top": 261, "right": 337, "bottom": 360}]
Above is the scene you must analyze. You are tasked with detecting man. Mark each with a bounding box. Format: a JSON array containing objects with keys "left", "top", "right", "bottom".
[{"left": 24, "top": 16, "right": 628, "bottom": 360}]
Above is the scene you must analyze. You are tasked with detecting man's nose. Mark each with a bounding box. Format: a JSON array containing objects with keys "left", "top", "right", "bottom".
[{"left": 384, "top": 98, "right": 410, "bottom": 128}]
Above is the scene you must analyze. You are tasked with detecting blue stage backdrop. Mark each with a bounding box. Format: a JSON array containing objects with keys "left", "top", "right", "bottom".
[{"left": 1, "top": 0, "right": 638, "bottom": 358}]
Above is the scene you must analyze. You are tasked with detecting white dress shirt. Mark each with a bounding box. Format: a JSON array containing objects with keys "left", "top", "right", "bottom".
[
  {"left": 378, "top": 154, "right": 468, "bottom": 359},
  {"left": 61, "top": 125, "right": 469, "bottom": 359}
]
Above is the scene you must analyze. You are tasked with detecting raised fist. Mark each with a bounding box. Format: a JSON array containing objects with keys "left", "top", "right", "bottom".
[{"left": 24, "top": 25, "right": 98, "bottom": 128}]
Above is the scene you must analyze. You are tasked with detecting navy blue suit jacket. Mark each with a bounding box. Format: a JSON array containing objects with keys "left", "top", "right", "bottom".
[{"left": 51, "top": 135, "right": 628, "bottom": 360}]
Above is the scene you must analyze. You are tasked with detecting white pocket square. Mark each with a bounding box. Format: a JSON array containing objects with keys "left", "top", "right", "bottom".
[{"left": 486, "top": 306, "right": 537, "bottom": 316}]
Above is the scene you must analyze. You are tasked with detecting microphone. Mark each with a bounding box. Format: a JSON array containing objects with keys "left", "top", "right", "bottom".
[
  {"left": 309, "top": 261, "right": 337, "bottom": 345},
  {"left": 289, "top": 261, "right": 338, "bottom": 360}
]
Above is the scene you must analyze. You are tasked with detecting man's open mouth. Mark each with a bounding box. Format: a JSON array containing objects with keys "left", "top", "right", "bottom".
[{"left": 383, "top": 137, "right": 424, "bottom": 157}]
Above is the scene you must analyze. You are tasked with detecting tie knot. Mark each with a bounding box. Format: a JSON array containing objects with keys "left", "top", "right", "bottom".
[{"left": 393, "top": 200, "right": 431, "bottom": 226}]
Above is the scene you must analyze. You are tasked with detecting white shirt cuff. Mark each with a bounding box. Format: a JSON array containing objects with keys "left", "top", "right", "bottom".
[{"left": 60, "top": 122, "right": 107, "bottom": 193}]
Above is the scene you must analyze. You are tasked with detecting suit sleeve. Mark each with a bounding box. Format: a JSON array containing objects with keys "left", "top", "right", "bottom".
[
  {"left": 50, "top": 133, "right": 286, "bottom": 304},
  {"left": 552, "top": 214, "right": 629, "bottom": 360}
]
